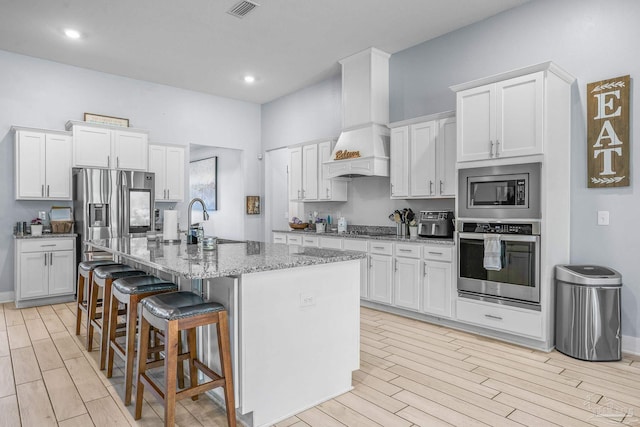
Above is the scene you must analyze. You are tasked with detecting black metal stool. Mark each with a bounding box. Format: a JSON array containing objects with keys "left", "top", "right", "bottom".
[
  {"left": 75, "top": 260, "right": 119, "bottom": 345},
  {"left": 134, "top": 291, "right": 236, "bottom": 427},
  {"left": 107, "top": 275, "right": 178, "bottom": 405},
  {"left": 88, "top": 265, "right": 146, "bottom": 370}
]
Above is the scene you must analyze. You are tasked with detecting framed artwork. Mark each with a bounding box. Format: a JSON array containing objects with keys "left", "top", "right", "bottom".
[
  {"left": 84, "top": 112, "right": 129, "bottom": 127},
  {"left": 246, "top": 196, "right": 260, "bottom": 215},
  {"left": 189, "top": 156, "right": 218, "bottom": 210}
]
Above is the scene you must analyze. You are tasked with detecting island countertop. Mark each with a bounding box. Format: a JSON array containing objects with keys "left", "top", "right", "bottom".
[{"left": 87, "top": 236, "right": 366, "bottom": 279}]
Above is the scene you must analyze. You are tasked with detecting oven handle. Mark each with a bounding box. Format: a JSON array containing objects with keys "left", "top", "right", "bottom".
[{"left": 458, "top": 232, "right": 539, "bottom": 243}]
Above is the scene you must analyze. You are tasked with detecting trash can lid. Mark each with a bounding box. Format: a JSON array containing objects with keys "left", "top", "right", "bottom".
[{"left": 555, "top": 264, "right": 622, "bottom": 286}]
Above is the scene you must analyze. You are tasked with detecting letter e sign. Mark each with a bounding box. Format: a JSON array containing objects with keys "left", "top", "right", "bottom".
[{"left": 587, "top": 75, "right": 630, "bottom": 188}]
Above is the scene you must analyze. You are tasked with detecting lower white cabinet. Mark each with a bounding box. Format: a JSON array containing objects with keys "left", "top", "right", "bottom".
[
  {"left": 344, "top": 239, "right": 369, "bottom": 299},
  {"left": 369, "top": 254, "right": 393, "bottom": 305},
  {"left": 394, "top": 257, "right": 421, "bottom": 311},
  {"left": 319, "top": 236, "right": 343, "bottom": 250},
  {"left": 15, "top": 238, "right": 76, "bottom": 308},
  {"left": 422, "top": 260, "right": 452, "bottom": 318},
  {"left": 272, "top": 232, "right": 287, "bottom": 244},
  {"left": 456, "top": 298, "right": 543, "bottom": 339},
  {"left": 301, "top": 235, "right": 319, "bottom": 247}
]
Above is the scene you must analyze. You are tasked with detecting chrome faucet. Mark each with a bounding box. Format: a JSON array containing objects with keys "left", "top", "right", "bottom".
[{"left": 187, "top": 197, "right": 209, "bottom": 244}]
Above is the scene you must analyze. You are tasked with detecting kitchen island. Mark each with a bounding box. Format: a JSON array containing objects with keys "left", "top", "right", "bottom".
[{"left": 88, "top": 236, "right": 365, "bottom": 427}]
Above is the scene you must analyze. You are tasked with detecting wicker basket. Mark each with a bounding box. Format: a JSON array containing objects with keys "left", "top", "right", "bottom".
[
  {"left": 289, "top": 222, "right": 308, "bottom": 230},
  {"left": 51, "top": 220, "right": 73, "bottom": 234}
]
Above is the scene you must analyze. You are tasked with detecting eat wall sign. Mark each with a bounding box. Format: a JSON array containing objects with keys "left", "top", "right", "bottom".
[{"left": 587, "top": 75, "right": 630, "bottom": 188}]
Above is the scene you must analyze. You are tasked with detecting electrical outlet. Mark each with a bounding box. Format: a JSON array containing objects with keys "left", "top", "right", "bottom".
[
  {"left": 597, "top": 210, "right": 610, "bottom": 226},
  {"left": 300, "top": 292, "right": 315, "bottom": 307}
]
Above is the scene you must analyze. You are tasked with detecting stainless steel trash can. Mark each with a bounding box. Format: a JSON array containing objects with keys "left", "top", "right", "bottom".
[{"left": 555, "top": 265, "right": 622, "bottom": 361}]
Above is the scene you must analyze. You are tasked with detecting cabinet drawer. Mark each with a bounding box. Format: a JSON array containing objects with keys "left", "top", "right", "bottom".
[
  {"left": 369, "top": 241, "right": 393, "bottom": 256},
  {"left": 344, "top": 239, "right": 368, "bottom": 252},
  {"left": 395, "top": 243, "right": 421, "bottom": 258},
  {"left": 301, "top": 235, "right": 319, "bottom": 247},
  {"left": 456, "top": 298, "right": 542, "bottom": 338},
  {"left": 272, "top": 233, "right": 287, "bottom": 244},
  {"left": 19, "top": 238, "right": 74, "bottom": 253},
  {"left": 287, "top": 235, "right": 303, "bottom": 245},
  {"left": 319, "top": 237, "right": 343, "bottom": 250},
  {"left": 423, "top": 245, "right": 453, "bottom": 262}
]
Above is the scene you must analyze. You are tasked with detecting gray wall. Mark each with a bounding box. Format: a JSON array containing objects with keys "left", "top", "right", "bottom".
[
  {"left": 389, "top": 0, "right": 640, "bottom": 339},
  {"left": 262, "top": 0, "right": 640, "bottom": 339},
  {"left": 0, "top": 50, "right": 261, "bottom": 297}
]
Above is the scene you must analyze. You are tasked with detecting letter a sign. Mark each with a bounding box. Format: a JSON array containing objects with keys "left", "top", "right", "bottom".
[{"left": 587, "top": 75, "right": 630, "bottom": 188}]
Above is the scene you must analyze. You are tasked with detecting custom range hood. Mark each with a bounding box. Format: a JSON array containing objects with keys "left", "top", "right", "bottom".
[{"left": 324, "top": 48, "right": 391, "bottom": 178}]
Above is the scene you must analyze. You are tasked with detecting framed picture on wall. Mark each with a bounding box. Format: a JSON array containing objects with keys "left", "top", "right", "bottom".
[
  {"left": 189, "top": 156, "right": 218, "bottom": 210},
  {"left": 246, "top": 196, "right": 260, "bottom": 215}
]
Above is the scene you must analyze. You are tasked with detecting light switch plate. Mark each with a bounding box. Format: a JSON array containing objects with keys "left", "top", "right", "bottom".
[{"left": 597, "top": 211, "right": 609, "bottom": 226}]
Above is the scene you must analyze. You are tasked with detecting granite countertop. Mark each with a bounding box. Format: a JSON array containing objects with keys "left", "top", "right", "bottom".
[
  {"left": 87, "top": 236, "right": 366, "bottom": 279},
  {"left": 273, "top": 229, "right": 455, "bottom": 246},
  {"left": 14, "top": 233, "right": 77, "bottom": 239}
]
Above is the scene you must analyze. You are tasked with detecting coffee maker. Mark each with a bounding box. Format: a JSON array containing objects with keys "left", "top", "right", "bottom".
[{"left": 418, "top": 211, "right": 454, "bottom": 238}]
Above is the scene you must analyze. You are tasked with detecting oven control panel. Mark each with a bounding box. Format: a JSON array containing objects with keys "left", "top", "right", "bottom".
[{"left": 461, "top": 222, "right": 535, "bottom": 235}]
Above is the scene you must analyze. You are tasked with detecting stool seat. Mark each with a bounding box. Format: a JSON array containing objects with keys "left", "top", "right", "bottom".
[
  {"left": 113, "top": 276, "right": 177, "bottom": 295},
  {"left": 79, "top": 260, "right": 119, "bottom": 272},
  {"left": 141, "top": 291, "right": 225, "bottom": 321},
  {"left": 93, "top": 265, "right": 143, "bottom": 280}
]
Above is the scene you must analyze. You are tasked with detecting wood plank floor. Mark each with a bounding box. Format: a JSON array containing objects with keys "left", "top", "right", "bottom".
[{"left": 1, "top": 302, "right": 639, "bottom": 427}]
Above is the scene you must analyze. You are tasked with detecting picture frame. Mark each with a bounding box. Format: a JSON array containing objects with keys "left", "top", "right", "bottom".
[
  {"left": 84, "top": 112, "right": 130, "bottom": 127},
  {"left": 246, "top": 196, "right": 260, "bottom": 215}
]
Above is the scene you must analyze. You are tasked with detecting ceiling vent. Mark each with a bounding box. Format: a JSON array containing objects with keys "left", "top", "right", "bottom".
[{"left": 227, "top": 1, "right": 260, "bottom": 18}]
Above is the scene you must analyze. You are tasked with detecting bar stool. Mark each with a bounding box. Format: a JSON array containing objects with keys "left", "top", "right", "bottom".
[
  {"left": 135, "top": 291, "right": 236, "bottom": 427},
  {"left": 88, "top": 265, "right": 147, "bottom": 370},
  {"left": 107, "top": 275, "right": 178, "bottom": 405},
  {"left": 75, "top": 260, "right": 119, "bottom": 342}
]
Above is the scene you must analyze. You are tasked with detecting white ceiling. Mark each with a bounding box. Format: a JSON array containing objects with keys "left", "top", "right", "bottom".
[{"left": 0, "top": 0, "right": 528, "bottom": 104}]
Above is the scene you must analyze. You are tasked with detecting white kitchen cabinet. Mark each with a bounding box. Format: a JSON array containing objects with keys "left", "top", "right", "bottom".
[
  {"left": 15, "top": 237, "right": 76, "bottom": 308},
  {"left": 290, "top": 140, "right": 347, "bottom": 202},
  {"left": 287, "top": 234, "right": 303, "bottom": 245},
  {"left": 369, "top": 254, "right": 393, "bottom": 305},
  {"left": 421, "top": 245, "right": 453, "bottom": 318},
  {"left": 14, "top": 128, "right": 72, "bottom": 200},
  {"left": 301, "top": 235, "right": 319, "bottom": 247},
  {"left": 272, "top": 232, "right": 287, "bottom": 244},
  {"left": 67, "top": 121, "right": 148, "bottom": 171},
  {"left": 149, "top": 144, "right": 185, "bottom": 202},
  {"left": 455, "top": 71, "right": 543, "bottom": 162},
  {"left": 456, "top": 298, "right": 543, "bottom": 339},
  {"left": 319, "top": 236, "right": 343, "bottom": 250},
  {"left": 389, "top": 114, "right": 455, "bottom": 199},
  {"left": 394, "top": 257, "right": 421, "bottom": 311}
]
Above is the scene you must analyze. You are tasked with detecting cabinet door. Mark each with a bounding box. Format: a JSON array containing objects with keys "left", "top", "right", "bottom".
[
  {"left": 302, "top": 144, "right": 318, "bottom": 200},
  {"left": 422, "top": 260, "right": 452, "bottom": 318},
  {"left": 114, "top": 130, "right": 148, "bottom": 171},
  {"left": 496, "top": 72, "right": 544, "bottom": 158},
  {"left": 390, "top": 126, "right": 409, "bottom": 198},
  {"left": 369, "top": 254, "right": 393, "bottom": 304},
  {"left": 272, "top": 232, "right": 287, "bottom": 244},
  {"left": 19, "top": 252, "right": 49, "bottom": 299},
  {"left": 288, "top": 147, "right": 302, "bottom": 201},
  {"left": 45, "top": 134, "right": 72, "bottom": 199},
  {"left": 48, "top": 250, "right": 75, "bottom": 295},
  {"left": 394, "top": 257, "right": 421, "bottom": 311},
  {"left": 457, "top": 85, "right": 495, "bottom": 162},
  {"left": 16, "top": 131, "right": 46, "bottom": 199},
  {"left": 410, "top": 121, "right": 436, "bottom": 197},
  {"left": 318, "top": 140, "right": 347, "bottom": 201},
  {"left": 148, "top": 145, "right": 167, "bottom": 200},
  {"left": 73, "top": 125, "right": 111, "bottom": 168},
  {"left": 342, "top": 55, "right": 371, "bottom": 129},
  {"left": 165, "top": 146, "right": 185, "bottom": 201},
  {"left": 437, "top": 118, "right": 457, "bottom": 197}
]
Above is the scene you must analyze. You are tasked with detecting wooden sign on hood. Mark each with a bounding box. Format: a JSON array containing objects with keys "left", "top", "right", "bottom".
[{"left": 587, "top": 75, "right": 630, "bottom": 188}]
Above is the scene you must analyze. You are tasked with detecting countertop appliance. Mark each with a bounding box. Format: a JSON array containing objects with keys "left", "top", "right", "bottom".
[
  {"left": 458, "top": 162, "right": 541, "bottom": 219},
  {"left": 457, "top": 220, "right": 541, "bottom": 309},
  {"left": 73, "top": 168, "right": 155, "bottom": 262},
  {"left": 418, "top": 211, "right": 454, "bottom": 238}
]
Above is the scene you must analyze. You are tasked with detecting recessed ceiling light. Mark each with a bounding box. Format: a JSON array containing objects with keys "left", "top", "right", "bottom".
[
  {"left": 64, "top": 28, "right": 81, "bottom": 39},
  {"left": 244, "top": 75, "right": 256, "bottom": 84}
]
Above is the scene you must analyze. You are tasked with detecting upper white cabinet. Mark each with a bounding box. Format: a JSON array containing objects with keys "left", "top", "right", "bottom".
[
  {"left": 66, "top": 121, "right": 148, "bottom": 170},
  {"left": 289, "top": 140, "right": 347, "bottom": 202},
  {"left": 453, "top": 63, "right": 573, "bottom": 163},
  {"left": 389, "top": 113, "right": 456, "bottom": 199},
  {"left": 14, "top": 127, "right": 72, "bottom": 200},
  {"left": 149, "top": 144, "right": 185, "bottom": 202}
]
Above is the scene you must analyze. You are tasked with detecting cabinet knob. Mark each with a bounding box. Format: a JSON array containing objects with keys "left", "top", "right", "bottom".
[
  {"left": 429, "top": 180, "right": 434, "bottom": 195},
  {"left": 439, "top": 180, "right": 444, "bottom": 194},
  {"left": 44, "top": 253, "right": 47, "bottom": 266},
  {"left": 47, "top": 185, "right": 50, "bottom": 197}
]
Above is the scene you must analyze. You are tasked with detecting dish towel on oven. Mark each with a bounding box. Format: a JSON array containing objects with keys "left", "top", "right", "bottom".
[{"left": 483, "top": 234, "right": 502, "bottom": 271}]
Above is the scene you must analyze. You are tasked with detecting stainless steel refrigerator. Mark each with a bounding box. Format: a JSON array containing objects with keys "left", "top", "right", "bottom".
[{"left": 73, "top": 168, "right": 155, "bottom": 262}]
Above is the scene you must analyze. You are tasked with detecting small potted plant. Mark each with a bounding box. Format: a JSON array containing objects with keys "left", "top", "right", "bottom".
[
  {"left": 408, "top": 219, "right": 418, "bottom": 239},
  {"left": 31, "top": 218, "right": 43, "bottom": 236}
]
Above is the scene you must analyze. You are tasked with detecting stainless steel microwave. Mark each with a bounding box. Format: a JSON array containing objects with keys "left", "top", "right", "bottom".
[{"left": 458, "top": 163, "right": 541, "bottom": 219}]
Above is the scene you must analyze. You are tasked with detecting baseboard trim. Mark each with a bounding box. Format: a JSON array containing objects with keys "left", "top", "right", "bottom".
[
  {"left": 0, "top": 291, "right": 15, "bottom": 304},
  {"left": 622, "top": 334, "right": 640, "bottom": 356}
]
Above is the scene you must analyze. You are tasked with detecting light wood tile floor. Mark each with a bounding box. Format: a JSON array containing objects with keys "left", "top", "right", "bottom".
[{"left": 1, "top": 302, "right": 639, "bottom": 426}]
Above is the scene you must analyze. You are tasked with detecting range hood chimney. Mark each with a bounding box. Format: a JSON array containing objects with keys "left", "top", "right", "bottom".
[{"left": 324, "top": 48, "right": 391, "bottom": 178}]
